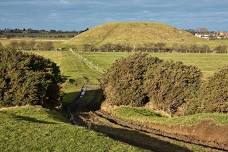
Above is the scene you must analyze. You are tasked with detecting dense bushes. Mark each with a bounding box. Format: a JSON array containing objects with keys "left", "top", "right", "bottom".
[
  {"left": 0, "top": 49, "right": 63, "bottom": 108},
  {"left": 101, "top": 53, "right": 227, "bottom": 115},
  {"left": 144, "top": 61, "right": 202, "bottom": 114},
  {"left": 100, "top": 53, "right": 201, "bottom": 115},
  {"left": 199, "top": 67, "right": 228, "bottom": 112},
  {"left": 100, "top": 54, "right": 162, "bottom": 106}
]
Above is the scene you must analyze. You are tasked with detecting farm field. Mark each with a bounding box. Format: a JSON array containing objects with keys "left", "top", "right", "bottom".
[{"left": 0, "top": 106, "right": 145, "bottom": 152}]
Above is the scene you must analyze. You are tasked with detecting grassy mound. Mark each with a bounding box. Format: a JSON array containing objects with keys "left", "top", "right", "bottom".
[
  {"left": 67, "top": 22, "right": 203, "bottom": 48},
  {"left": 0, "top": 106, "right": 146, "bottom": 152}
]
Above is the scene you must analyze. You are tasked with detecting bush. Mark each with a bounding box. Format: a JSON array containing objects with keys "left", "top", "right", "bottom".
[
  {"left": 144, "top": 61, "right": 202, "bottom": 115},
  {"left": 0, "top": 49, "right": 63, "bottom": 108},
  {"left": 199, "top": 67, "right": 228, "bottom": 112},
  {"left": 0, "top": 42, "right": 3, "bottom": 49},
  {"left": 100, "top": 53, "right": 162, "bottom": 106}
]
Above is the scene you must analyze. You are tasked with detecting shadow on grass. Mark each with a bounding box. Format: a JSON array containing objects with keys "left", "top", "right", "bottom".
[
  {"left": 64, "top": 88, "right": 103, "bottom": 113},
  {"left": 75, "top": 115, "right": 191, "bottom": 152},
  {"left": 0, "top": 111, "right": 57, "bottom": 124}
]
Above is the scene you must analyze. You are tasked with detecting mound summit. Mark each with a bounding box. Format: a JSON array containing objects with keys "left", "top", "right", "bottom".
[{"left": 67, "top": 22, "right": 203, "bottom": 48}]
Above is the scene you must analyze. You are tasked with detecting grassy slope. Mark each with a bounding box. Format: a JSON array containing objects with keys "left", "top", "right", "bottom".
[
  {"left": 111, "top": 107, "right": 228, "bottom": 126},
  {"left": 0, "top": 106, "right": 146, "bottom": 152},
  {"left": 67, "top": 22, "right": 228, "bottom": 48}
]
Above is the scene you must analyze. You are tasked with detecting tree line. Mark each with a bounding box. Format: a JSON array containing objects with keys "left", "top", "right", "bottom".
[
  {"left": 0, "top": 48, "right": 63, "bottom": 108},
  {"left": 0, "top": 28, "right": 89, "bottom": 39},
  {"left": 0, "top": 40, "right": 54, "bottom": 51},
  {"left": 100, "top": 53, "right": 228, "bottom": 116},
  {"left": 75, "top": 43, "right": 228, "bottom": 53}
]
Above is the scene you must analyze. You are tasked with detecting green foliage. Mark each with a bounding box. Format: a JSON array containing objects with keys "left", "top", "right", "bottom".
[
  {"left": 101, "top": 53, "right": 162, "bottom": 106},
  {"left": 144, "top": 61, "right": 202, "bottom": 115},
  {"left": 0, "top": 49, "right": 63, "bottom": 108},
  {"left": 200, "top": 67, "right": 228, "bottom": 112}
]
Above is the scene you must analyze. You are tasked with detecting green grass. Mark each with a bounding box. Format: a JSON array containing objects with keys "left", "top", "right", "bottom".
[
  {"left": 81, "top": 52, "right": 228, "bottom": 78},
  {"left": 112, "top": 107, "right": 228, "bottom": 126},
  {"left": 0, "top": 106, "right": 146, "bottom": 152}
]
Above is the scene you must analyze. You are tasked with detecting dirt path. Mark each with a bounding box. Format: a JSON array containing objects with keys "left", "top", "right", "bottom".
[{"left": 66, "top": 86, "right": 225, "bottom": 151}]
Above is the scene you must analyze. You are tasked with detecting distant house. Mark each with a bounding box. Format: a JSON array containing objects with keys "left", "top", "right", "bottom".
[{"left": 194, "top": 33, "right": 210, "bottom": 40}]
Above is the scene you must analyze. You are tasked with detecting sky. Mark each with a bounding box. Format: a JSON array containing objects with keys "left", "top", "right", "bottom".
[{"left": 0, "top": 0, "right": 228, "bottom": 31}]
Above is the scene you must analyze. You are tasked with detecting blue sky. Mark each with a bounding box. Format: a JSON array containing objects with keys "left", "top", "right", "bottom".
[{"left": 0, "top": 0, "right": 228, "bottom": 31}]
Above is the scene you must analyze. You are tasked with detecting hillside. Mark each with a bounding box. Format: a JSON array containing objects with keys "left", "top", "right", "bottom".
[
  {"left": 0, "top": 106, "right": 146, "bottom": 152},
  {"left": 67, "top": 22, "right": 204, "bottom": 48}
]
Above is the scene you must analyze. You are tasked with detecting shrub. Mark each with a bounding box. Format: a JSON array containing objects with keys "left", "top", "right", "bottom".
[
  {"left": 0, "top": 49, "right": 63, "bottom": 108},
  {"left": 100, "top": 53, "right": 162, "bottom": 106},
  {"left": 144, "top": 61, "right": 202, "bottom": 115},
  {"left": 199, "top": 67, "right": 228, "bottom": 112},
  {"left": 0, "top": 42, "right": 3, "bottom": 49}
]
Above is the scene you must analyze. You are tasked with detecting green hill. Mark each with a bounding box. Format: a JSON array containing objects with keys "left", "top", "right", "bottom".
[{"left": 67, "top": 22, "right": 204, "bottom": 48}]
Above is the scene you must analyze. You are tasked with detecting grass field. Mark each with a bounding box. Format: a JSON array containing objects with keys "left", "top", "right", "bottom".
[
  {"left": 0, "top": 106, "right": 146, "bottom": 152},
  {"left": 81, "top": 52, "right": 228, "bottom": 78}
]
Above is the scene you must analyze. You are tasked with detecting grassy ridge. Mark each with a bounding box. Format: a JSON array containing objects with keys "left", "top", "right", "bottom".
[
  {"left": 111, "top": 107, "right": 228, "bottom": 126},
  {"left": 0, "top": 106, "right": 146, "bottom": 152}
]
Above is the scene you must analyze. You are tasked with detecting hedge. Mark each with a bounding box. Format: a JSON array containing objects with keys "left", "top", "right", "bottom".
[
  {"left": 100, "top": 53, "right": 162, "bottom": 106},
  {"left": 144, "top": 61, "right": 202, "bottom": 115},
  {"left": 0, "top": 49, "right": 63, "bottom": 108}
]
